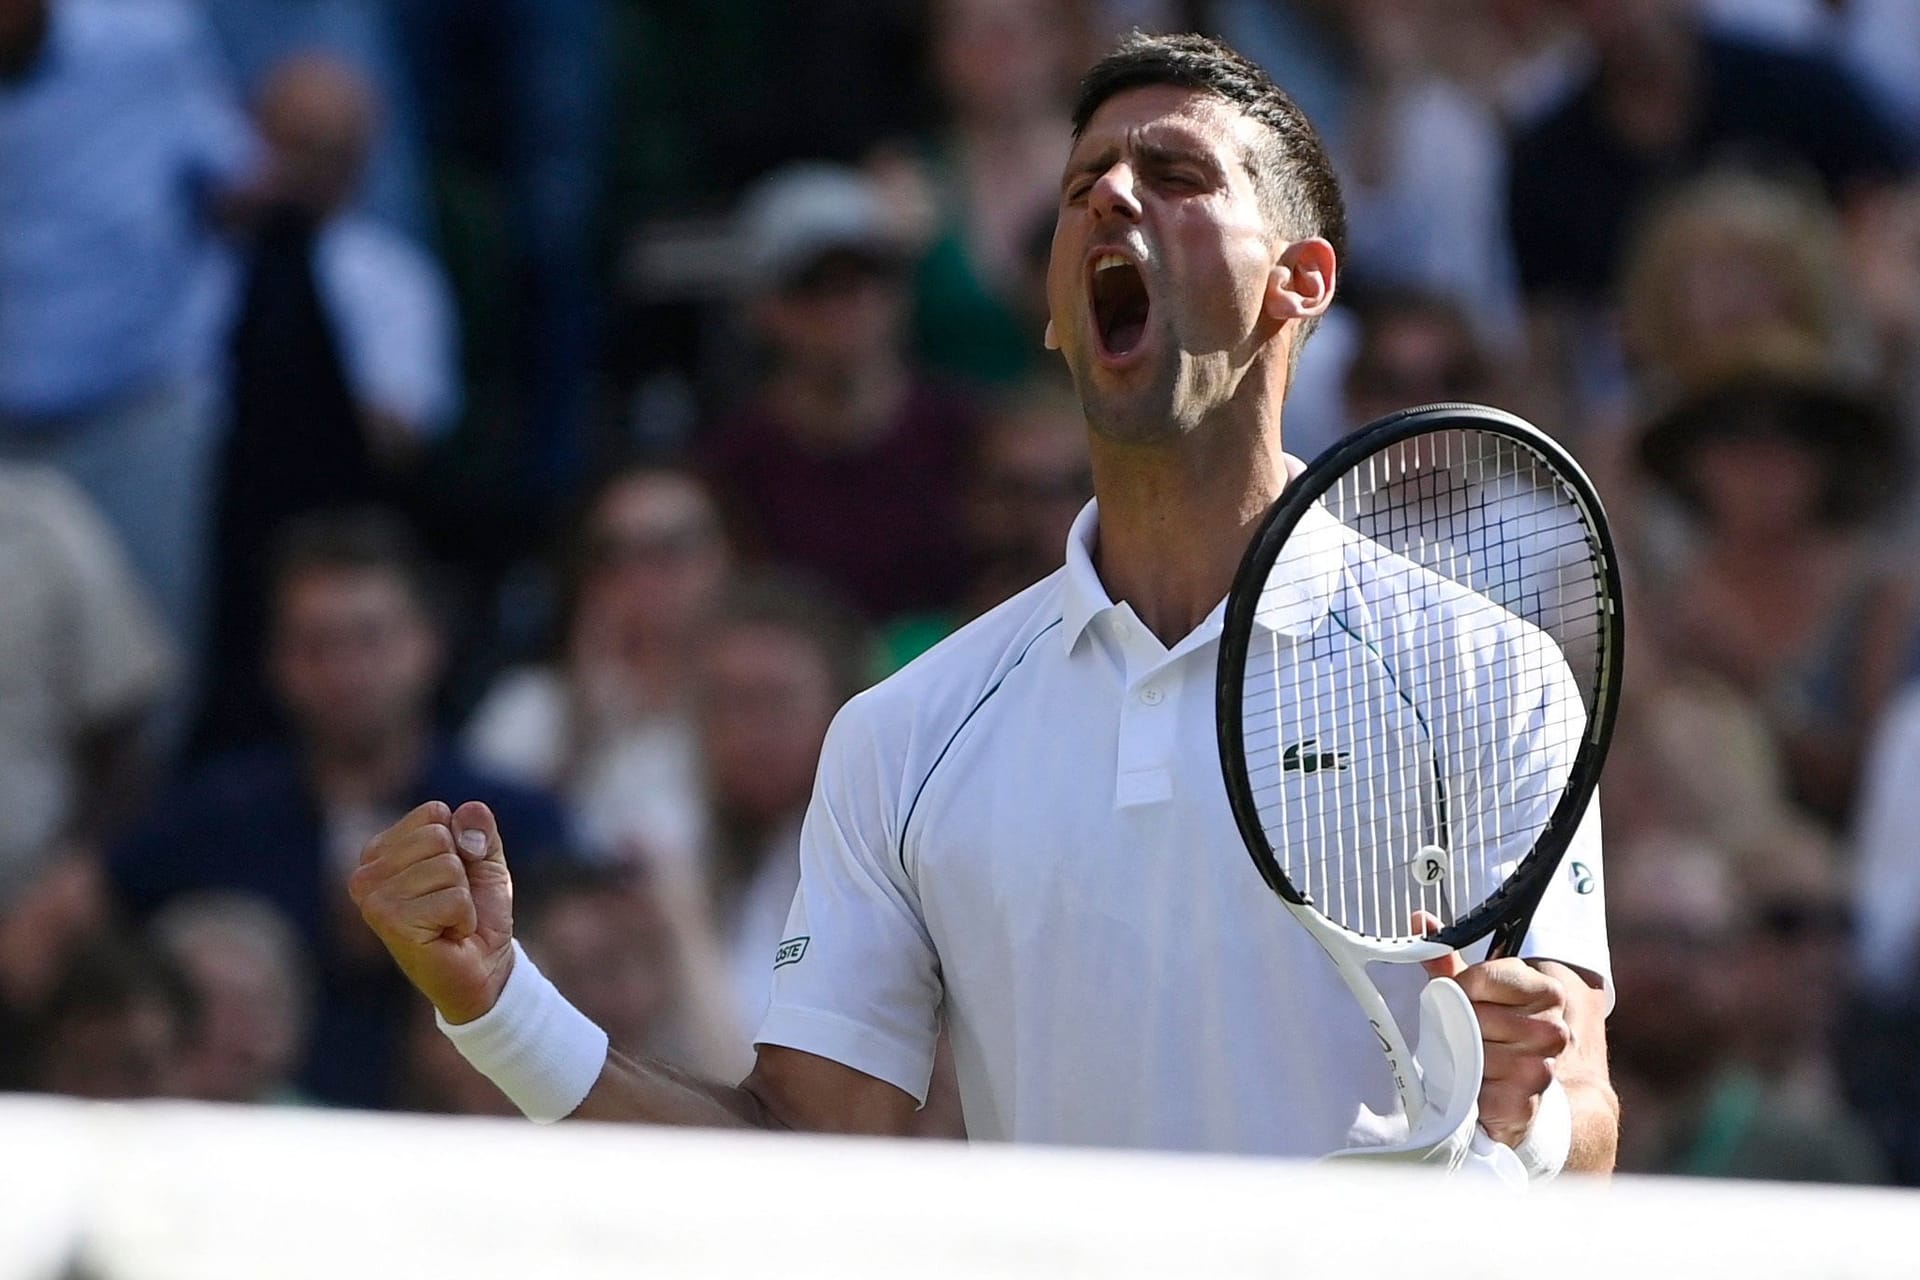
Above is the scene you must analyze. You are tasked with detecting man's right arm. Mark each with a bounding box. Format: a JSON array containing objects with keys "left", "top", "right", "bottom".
[
  {"left": 571, "top": 1042, "right": 919, "bottom": 1134},
  {"left": 350, "top": 799, "right": 918, "bottom": 1135}
]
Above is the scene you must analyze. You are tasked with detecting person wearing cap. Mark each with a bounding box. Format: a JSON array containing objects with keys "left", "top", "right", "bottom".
[
  {"left": 1632, "top": 362, "right": 1918, "bottom": 827},
  {"left": 696, "top": 163, "right": 981, "bottom": 624}
]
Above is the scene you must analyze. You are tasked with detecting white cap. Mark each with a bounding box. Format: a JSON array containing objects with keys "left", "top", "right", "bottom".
[{"left": 735, "top": 163, "right": 907, "bottom": 289}]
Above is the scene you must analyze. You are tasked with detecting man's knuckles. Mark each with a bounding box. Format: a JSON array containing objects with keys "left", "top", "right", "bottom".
[{"left": 356, "top": 822, "right": 458, "bottom": 882}]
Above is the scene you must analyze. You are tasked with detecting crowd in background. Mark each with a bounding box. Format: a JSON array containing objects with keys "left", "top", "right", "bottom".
[{"left": 3, "top": 0, "right": 1920, "bottom": 1185}]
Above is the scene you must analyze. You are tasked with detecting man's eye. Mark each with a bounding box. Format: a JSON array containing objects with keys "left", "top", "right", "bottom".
[{"left": 1065, "top": 183, "right": 1091, "bottom": 204}]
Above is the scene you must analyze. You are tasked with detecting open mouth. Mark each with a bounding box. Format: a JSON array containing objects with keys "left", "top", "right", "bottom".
[{"left": 1089, "top": 253, "right": 1150, "bottom": 360}]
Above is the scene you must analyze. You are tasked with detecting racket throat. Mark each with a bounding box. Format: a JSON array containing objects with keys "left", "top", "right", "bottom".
[{"left": 1331, "top": 959, "right": 1427, "bottom": 1129}]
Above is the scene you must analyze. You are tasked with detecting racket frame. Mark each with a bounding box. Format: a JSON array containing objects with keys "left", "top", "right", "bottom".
[{"left": 1215, "top": 402, "right": 1625, "bottom": 1126}]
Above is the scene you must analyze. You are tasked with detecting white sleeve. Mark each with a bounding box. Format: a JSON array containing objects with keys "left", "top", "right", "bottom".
[
  {"left": 1517, "top": 799, "right": 1612, "bottom": 1012},
  {"left": 752, "top": 700, "right": 943, "bottom": 1103},
  {"left": 1459, "top": 623, "right": 1612, "bottom": 1008}
]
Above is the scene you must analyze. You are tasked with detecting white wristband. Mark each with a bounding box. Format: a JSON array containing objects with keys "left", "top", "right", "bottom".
[
  {"left": 435, "top": 940, "right": 609, "bottom": 1123},
  {"left": 1513, "top": 1074, "right": 1573, "bottom": 1182}
]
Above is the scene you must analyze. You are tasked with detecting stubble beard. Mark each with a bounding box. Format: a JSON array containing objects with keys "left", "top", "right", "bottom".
[{"left": 1075, "top": 350, "right": 1193, "bottom": 447}]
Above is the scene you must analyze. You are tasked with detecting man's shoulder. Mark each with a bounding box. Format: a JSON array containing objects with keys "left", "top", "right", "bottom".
[
  {"left": 1338, "top": 521, "right": 1563, "bottom": 682},
  {"left": 833, "top": 571, "right": 1068, "bottom": 752}
]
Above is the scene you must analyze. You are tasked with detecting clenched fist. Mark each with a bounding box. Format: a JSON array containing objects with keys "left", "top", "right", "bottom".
[{"left": 349, "top": 799, "right": 516, "bottom": 1024}]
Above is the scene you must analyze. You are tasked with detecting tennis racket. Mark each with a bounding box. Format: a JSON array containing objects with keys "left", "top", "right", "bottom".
[{"left": 1215, "top": 403, "right": 1624, "bottom": 1129}]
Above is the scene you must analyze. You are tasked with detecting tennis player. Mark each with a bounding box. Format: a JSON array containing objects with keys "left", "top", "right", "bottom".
[{"left": 353, "top": 32, "right": 1618, "bottom": 1172}]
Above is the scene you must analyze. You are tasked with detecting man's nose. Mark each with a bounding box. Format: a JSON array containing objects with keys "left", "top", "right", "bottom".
[{"left": 1089, "top": 163, "right": 1142, "bottom": 223}]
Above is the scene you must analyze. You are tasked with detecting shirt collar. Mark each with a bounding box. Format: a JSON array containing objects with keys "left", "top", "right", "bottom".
[
  {"left": 1057, "top": 477, "right": 1347, "bottom": 658},
  {"left": 1059, "top": 497, "right": 1111, "bottom": 654}
]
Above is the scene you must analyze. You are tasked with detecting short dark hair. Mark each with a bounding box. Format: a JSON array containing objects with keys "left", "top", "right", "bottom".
[
  {"left": 268, "top": 506, "right": 438, "bottom": 619},
  {"left": 1072, "top": 30, "right": 1346, "bottom": 261}
]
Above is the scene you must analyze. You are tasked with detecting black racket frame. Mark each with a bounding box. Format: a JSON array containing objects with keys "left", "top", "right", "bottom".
[{"left": 1216, "top": 403, "right": 1625, "bottom": 958}]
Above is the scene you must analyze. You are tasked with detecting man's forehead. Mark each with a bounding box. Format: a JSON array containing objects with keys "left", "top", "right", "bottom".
[{"left": 1070, "top": 84, "right": 1259, "bottom": 158}]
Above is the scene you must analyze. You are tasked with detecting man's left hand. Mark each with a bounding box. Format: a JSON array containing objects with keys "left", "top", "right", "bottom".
[{"left": 1424, "top": 952, "right": 1572, "bottom": 1148}]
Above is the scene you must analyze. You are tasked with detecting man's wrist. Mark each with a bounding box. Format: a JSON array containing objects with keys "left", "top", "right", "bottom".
[
  {"left": 436, "top": 939, "right": 609, "bottom": 1122},
  {"left": 1512, "top": 1074, "right": 1573, "bottom": 1181},
  {"left": 436, "top": 946, "right": 517, "bottom": 1027}
]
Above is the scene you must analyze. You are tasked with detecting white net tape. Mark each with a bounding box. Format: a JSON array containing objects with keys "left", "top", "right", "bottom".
[{"left": 1, "top": 1096, "right": 1913, "bottom": 1279}]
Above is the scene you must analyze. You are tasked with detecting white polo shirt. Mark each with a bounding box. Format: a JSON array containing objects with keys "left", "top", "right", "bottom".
[{"left": 755, "top": 499, "right": 1609, "bottom": 1155}]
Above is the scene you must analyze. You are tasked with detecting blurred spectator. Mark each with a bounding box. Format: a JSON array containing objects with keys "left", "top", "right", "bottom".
[
  {"left": 199, "top": 0, "right": 431, "bottom": 236},
  {"left": 1599, "top": 675, "right": 1790, "bottom": 851},
  {"left": 465, "top": 464, "right": 726, "bottom": 868},
  {"left": 28, "top": 940, "right": 195, "bottom": 1101},
  {"left": 1619, "top": 171, "right": 1855, "bottom": 410},
  {"left": 248, "top": 52, "right": 460, "bottom": 457},
  {"left": 1844, "top": 177, "right": 1920, "bottom": 433},
  {"left": 151, "top": 891, "right": 314, "bottom": 1105},
  {"left": 1509, "top": 0, "right": 1910, "bottom": 436},
  {"left": 0, "top": 467, "right": 173, "bottom": 907},
  {"left": 1699, "top": 0, "right": 1920, "bottom": 150},
  {"left": 879, "top": 0, "right": 1079, "bottom": 386},
  {"left": 1849, "top": 678, "right": 1920, "bottom": 1182},
  {"left": 702, "top": 163, "right": 979, "bottom": 622},
  {"left": 1724, "top": 821, "right": 1857, "bottom": 1108},
  {"left": 1340, "top": 287, "right": 1499, "bottom": 430},
  {"left": 0, "top": 850, "right": 109, "bottom": 1089},
  {"left": 1608, "top": 834, "right": 1886, "bottom": 1182},
  {"left": 1300, "top": 1, "right": 1527, "bottom": 349},
  {"left": 695, "top": 576, "right": 872, "bottom": 1035},
  {"left": 109, "top": 509, "right": 574, "bottom": 1108},
  {"left": 1509, "top": 0, "right": 1909, "bottom": 307},
  {"left": 1632, "top": 366, "right": 1916, "bottom": 826},
  {"left": 0, "top": 0, "right": 260, "bottom": 697},
  {"left": 200, "top": 51, "right": 461, "bottom": 754},
  {"left": 957, "top": 383, "right": 1093, "bottom": 618},
  {"left": 1853, "top": 682, "right": 1920, "bottom": 1002},
  {"left": 396, "top": 0, "right": 607, "bottom": 506},
  {"left": 883, "top": 381, "right": 1093, "bottom": 668}
]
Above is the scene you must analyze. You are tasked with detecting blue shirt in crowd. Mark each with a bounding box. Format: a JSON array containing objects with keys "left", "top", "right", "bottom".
[{"left": 0, "top": 0, "right": 256, "bottom": 418}]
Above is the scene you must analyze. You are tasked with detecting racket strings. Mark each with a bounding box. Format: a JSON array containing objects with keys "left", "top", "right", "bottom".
[{"left": 1242, "top": 429, "right": 1607, "bottom": 940}]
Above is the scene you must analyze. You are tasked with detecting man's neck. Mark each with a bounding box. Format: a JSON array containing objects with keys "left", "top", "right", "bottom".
[
  {"left": 306, "top": 722, "right": 429, "bottom": 809},
  {"left": 1087, "top": 402, "right": 1294, "bottom": 647}
]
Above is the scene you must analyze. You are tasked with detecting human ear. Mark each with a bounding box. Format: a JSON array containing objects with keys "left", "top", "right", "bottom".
[{"left": 1264, "top": 237, "right": 1337, "bottom": 322}]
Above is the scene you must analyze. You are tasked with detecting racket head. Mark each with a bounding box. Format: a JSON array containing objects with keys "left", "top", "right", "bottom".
[{"left": 1216, "top": 403, "right": 1624, "bottom": 952}]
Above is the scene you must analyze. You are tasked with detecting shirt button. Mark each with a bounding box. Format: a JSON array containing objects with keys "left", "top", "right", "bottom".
[{"left": 1140, "top": 686, "right": 1164, "bottom": 705}]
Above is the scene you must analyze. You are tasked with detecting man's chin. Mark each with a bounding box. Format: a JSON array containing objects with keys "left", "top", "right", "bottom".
[{"left": 1073, "top": 362, "right": 1181, "bottom": 445}]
